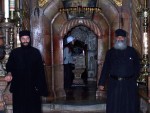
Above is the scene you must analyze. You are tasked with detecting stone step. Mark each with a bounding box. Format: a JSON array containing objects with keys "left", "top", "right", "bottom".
[
  {"left": 43, "top": 96, "right": 106, "bottom": 112},
  {"left": 43, "top": 103, "right": 106, "bottom": 112}
]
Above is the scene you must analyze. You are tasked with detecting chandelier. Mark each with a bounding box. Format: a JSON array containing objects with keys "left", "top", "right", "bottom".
[{"left": 59, "top": 6, "right": 101, "bottom": 19}]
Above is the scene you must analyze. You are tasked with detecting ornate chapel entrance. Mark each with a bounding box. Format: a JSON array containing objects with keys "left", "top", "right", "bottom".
[{"left": 51, "top": 17, "right": 108, "bottom": 100}]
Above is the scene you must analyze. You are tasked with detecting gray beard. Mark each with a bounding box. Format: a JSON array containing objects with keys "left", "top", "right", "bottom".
[{"left": 114, "top": 40, "right": 127, "bottom": 50}]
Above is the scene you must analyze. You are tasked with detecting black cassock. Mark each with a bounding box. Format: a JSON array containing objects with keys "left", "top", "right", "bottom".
[
  {"left": 98, "top": 46, "right": 141, "bottom": 113},
  {"left": 6, "top": 46, "right": 48, "bottom": 113}
]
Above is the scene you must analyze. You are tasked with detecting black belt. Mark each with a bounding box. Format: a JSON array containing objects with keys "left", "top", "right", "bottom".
[{"left": 110, "top": 75, "right": 134, "bottom": 81}]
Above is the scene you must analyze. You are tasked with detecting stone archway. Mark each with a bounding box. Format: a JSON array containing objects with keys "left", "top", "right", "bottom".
[{"left": 59, "top": 18, "right": 101, "bottom": 38}]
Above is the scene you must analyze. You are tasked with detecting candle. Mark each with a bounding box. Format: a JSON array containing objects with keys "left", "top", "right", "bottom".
[
  {"left": 10, "top": 0, "right": 15, "bottom": 19},
  {"left": 10, "top": 0, "right": 15, "bottom": 11},
  {"left": 4, "top": 0, "right": 9, "bottom": 18}
]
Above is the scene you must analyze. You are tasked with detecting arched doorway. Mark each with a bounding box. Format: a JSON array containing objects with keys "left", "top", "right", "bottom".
[
  {"left": 63, "top": 25, "right": 99, "bottom": 98},
  {"left": 64, "top": 25, "right": 98, "bottom": 81}
]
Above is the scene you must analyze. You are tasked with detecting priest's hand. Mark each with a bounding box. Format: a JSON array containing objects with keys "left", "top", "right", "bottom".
[
  {"left": 97, "top": 85, "right": 106, "bottom": 98},
  {"left": 4, "top": 72, "right": 12, "bottom": 82},
  {"left": 98, "top": 85, "right": 105, "bottom": 91}
]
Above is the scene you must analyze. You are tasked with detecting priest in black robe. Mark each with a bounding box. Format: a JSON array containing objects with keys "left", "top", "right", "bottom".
[
  {"left": 98, "top": 29, "right": 141, "bottom": 113},
  {"left": 5, "top": 30, "right": 48, "bottom": 113}
]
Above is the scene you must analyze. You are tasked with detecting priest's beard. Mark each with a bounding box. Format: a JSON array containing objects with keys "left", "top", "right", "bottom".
[
  {"left": 21, "top": 42, "right": 31, "bottom": 49},
  {"left": 114, "top": 39, "right": 127, "bottom": 50}
]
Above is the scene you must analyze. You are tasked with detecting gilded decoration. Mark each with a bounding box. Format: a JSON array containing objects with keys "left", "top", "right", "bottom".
[
  {"left": 38, "top": 0, "right": 48, "bottom": 7},
  {"left": 113, "top": 0, "right": 122, "bottom": 6},
  {"left": 61, "top": 0, "right": 97, "bottom": 19}
]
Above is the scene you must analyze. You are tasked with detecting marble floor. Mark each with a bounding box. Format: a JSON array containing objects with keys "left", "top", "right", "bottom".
[
  {"left": 43, "top": 81, "right": 106, "bottom": 113},
  {"left": 52, "top": 81, "right": 106, "bottom": 104}
]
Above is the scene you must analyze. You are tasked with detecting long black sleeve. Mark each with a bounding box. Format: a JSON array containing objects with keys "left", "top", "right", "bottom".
[
  {"left": 98, "top": 50, "right": 111, "bottom": 86},
  {"left": 35, "top": 51, "right": 48, "bottom": 97}
]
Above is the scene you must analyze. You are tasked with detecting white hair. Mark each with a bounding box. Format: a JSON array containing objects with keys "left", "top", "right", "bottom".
[{"left": 114, "top": 37, "right": 127, "bottom": 50}]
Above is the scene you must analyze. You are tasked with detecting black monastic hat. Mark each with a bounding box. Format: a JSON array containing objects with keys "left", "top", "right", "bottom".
[
  {"left": 115, "top": 29, "right": 126, "bottom": 37},
  {"left": 19, "top": 30, "right": 30, "bottom": 37}
]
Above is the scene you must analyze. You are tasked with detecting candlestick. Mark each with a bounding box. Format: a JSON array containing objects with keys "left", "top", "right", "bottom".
[
  {"left": 0, "top": 18, "right": 14, "bottom": 72},
  {"left": 137, "top": 0, "right": 149, "bottom": 85},
  {"left": 4, "top": 0, "right": 9, "bottom": 19}
]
